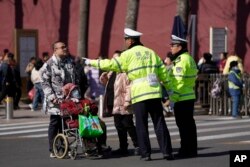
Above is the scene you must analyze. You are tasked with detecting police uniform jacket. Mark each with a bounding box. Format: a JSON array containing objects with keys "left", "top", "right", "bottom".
[
  {"left": 90, "top": 44, "right": 168, "bottom": 104},
  {"left": 166, "top": 51, "right": 198, "bottom": 103}
]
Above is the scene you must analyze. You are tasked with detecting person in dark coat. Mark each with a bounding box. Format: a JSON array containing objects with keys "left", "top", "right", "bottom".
[
  {"left": 198, "top": 52, "right": 219, "bottom": 104},
  {"left": 74, "top": 56, "right": 89, "bottom": 97},
  {"left": 199, "top": 53, "right": 219, "bottom": 74},
  {"left": 0, "top": 53, "right": 15, "bottom": 103},
  {"left": 8, "top": 53, "right": 22, "bottom": 109}
]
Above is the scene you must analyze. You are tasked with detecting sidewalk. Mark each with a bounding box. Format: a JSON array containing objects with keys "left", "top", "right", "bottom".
[{"left": 0, "top": 101, "right": 49, "bottom": 124}]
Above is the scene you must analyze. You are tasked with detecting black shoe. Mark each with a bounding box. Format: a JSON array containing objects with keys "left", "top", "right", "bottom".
[
  {"left": 134, "top": 147, "right": 140, "bottom": 156},
  {"left": 85, "top": 148, "right": 98, "bottom": 157},
  {"left": 14, "top": 106, "right": 20, "bottom": 110},
  {"left": 98, "top": 145, "right": 112, "bottom": 156},
  {"left": 163, "top": 154, "right": 175, "bottom": 160},
  {"left": 175, "top": 152, "right": 197, "bottom": 159},
  {"left": 101, "top": 145, "right": 112, "bottom": 152},
  {"left": 140, "top": 156, "right": 151, "bottom": 161},
  {"left": 112, "top": 149, "right": 129, "bottom": 156}
]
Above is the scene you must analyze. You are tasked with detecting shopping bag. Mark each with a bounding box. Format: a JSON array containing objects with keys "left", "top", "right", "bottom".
[
  {"left": 28, "top": 87, "right": 35, "bottom": 100},
  {"left": 78, "top": 114, "right": 103, "bottom": 138}
]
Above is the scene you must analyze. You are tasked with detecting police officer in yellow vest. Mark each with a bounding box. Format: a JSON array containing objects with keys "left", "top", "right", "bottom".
[
  {"left": 84, "top": 28, "right": 173, "bottom": 161},
  {"left": 167, "top": 34, "right": 198, "bottom": 158}
]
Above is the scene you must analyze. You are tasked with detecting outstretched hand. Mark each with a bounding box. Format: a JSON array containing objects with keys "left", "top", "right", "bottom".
[{"left": 82, "top": 57, "right": 91, "bottom": 65}]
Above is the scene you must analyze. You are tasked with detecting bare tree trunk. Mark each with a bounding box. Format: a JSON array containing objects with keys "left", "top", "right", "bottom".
[
  {"left": 15, "top": 0, "right": 23, "bottom": 28},
  {"left": 125, "top": 0, "right": 140, "bottom": 30},
  {"left": 176, "top": 0, "right": 189, "bottom": 27},
  {"left": 77, "top": 0, "right": 89, "bottom": 58},
  {"left": 235, "top": 0, "right": 249, "bottom": 60},
  {"left": 59, "top": 0, "right": 71, "bottom": 45},
  {"left": 99, "top": 0, "right": 116, "bottom": 58}
]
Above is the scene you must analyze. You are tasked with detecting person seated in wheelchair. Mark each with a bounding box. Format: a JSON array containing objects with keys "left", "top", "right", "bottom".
[{"left": 62, "top": 83, "right": 111, "bottom": 157}]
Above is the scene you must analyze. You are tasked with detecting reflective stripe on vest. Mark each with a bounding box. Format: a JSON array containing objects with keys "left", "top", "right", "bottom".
[
  {"left": 170, "top": 74, "right": 197, "bottom": 78},
  {"left": 131, "top": 91, "right": 161, "bottom": 101},
  {"left": 127, "top": 64, "right": 162, "bottom": 74},
  {"left": 168, "top": 52, "right": 197, "bottom": 102},
  {"left": 113, "top": 57, "right": 122, "bottom": 72}
]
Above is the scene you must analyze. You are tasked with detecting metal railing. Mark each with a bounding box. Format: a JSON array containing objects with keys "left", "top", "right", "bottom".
[{"left": 195, "top": 73, "right": 250, "bottom": 116}]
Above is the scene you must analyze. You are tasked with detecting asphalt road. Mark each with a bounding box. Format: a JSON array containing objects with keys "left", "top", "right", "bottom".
[{"left": 0, "top": 114, "right": 250, "bottom": 167}]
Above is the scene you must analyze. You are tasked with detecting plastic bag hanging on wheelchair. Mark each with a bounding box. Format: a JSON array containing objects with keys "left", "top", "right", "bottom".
[{"left": 78, "top": 114, "right": 103, "bottom": 138}]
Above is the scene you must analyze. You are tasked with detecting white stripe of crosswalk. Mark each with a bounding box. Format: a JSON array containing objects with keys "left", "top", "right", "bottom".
[
  {"left": 0, "top": 121, "right": 49, "bottom": 127},
  {"left": 0, "top": 124, "right": 48, "bottom": 131},
  {"left": 148, "top": 124, "right": 250, "bottom": 140},
  {"left": 0, "top": 117, "right": 246, "bottom": 134},
  {"left": 0, "top": 128, "right": 48, "bottom": 136},
  {"left": 0, "top": 117, "right": 249, "bottom": 142},
  {"left": 198, "top": 132, "right": 250, "bottom": 141}
]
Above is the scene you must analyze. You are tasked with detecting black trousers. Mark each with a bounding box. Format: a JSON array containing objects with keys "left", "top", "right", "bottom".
[
  {"left": 0, "top": 84, "right": 14, "bottom": 102},
  {"left": 83, "top": 118, "right": 107, "bottom": 154},
  {"left": 48, "top": 115, "right": 62, "bottom": 152},
  {"left": 174, "top": 99, "right": 197, "bottom": 155},
  {"left": 14, "top": 86, "right": 22, "bottom": 108},
  {"left": 133, "top": 98, "right": 172, "bottom": 157},
  {"left": 114, "top": 114, "right": 138, "bottom": 150},
  {"left": 26, "top": 78, "right": 33, "bottom": 93},
  {"left": 96, "top": 119, "right": 107, "bottom": 151}
]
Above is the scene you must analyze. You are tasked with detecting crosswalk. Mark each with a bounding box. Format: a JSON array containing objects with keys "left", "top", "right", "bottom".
[{"left": 0, "top": 116, "right": 250, "bottom": 142}]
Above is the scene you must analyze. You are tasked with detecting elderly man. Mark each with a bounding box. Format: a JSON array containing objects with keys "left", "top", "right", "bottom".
[
  {"left": 84, "top": 28, "right": 174, "bottom": 161},
  {"left": 40, "top": 41, "right": 77, "bottom": 158}
]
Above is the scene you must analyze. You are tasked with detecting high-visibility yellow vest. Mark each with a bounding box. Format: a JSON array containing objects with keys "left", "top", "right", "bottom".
[
  {"left": 165, "top": 52, "right": 198, "bottom": 102},
  {"left": 228, "top": 71, "right": 241, "bottom": 89},
  {"left": 90, "top": 45, "right": 168, "bottom": 104}
]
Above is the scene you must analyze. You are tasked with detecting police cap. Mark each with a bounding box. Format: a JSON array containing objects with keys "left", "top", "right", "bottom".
[
  {"left": 124, "top": 28, "right": 143, "bottom": 38},
  {"left": 171, "top": 35, "right": 188, "bottom": 44}
]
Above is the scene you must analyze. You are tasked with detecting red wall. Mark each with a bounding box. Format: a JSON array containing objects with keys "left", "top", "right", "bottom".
[
  {"left": 195, "top": 1, "right": 238, "bottom": 57},
  {"left": 0, "top": 0, "right": 249, "bottom": 72}
]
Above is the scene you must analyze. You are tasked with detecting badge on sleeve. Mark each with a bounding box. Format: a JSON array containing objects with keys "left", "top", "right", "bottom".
[{"left": 176, "top": 67, "right": 182, "bottom": 73}]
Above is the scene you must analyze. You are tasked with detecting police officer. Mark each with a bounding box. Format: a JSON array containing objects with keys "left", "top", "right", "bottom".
[
  {"left": 167, "top": 35, "right": 198, "bottom": 158},
  {"left": 85, "top": 28, "right": 173, "bottom": 161}
]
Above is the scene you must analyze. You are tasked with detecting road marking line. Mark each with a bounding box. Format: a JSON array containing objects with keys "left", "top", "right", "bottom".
[
  {"left": 0, "top": 128, "right": 47, "bottom": 136},
  {"left": 0, "top": 124, "right": 48, "bottom": 131},
  {"left": 0, "top": 121, "right": 49, "bottom": 127},
  {"left": 19, "top": 131, "right": 250, "bottom": 141},
  {"left": 198, "top": 131, "right": 250, "bottom": 141},
  {"left": 2, "top": 118, "right": 250, "bottom": 138}
]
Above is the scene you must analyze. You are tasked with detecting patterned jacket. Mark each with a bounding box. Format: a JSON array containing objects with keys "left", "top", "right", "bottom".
[{"left": 40, "top": 54, "right": 77, "bottom": 115}]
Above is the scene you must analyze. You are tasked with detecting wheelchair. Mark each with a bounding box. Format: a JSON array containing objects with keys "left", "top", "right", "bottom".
[{"left": 52, "top": 99, "right": 103, "bottom": 160}]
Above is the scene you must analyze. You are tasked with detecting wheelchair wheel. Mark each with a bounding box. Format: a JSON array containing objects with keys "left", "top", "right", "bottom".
[
  {"left": 68, "top": 148, "right": 77, "bottom": 160},
  {"left": 53, "top": 134, "right": 69, "bottom": 159}
]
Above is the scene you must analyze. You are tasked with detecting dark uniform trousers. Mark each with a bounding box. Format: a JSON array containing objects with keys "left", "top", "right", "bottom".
[
  {"left": 133, "top": 98, "right": 172, "bottom": 157},
  {"left": 174, "top": 99, "right": 197, "bottom": 155}
]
